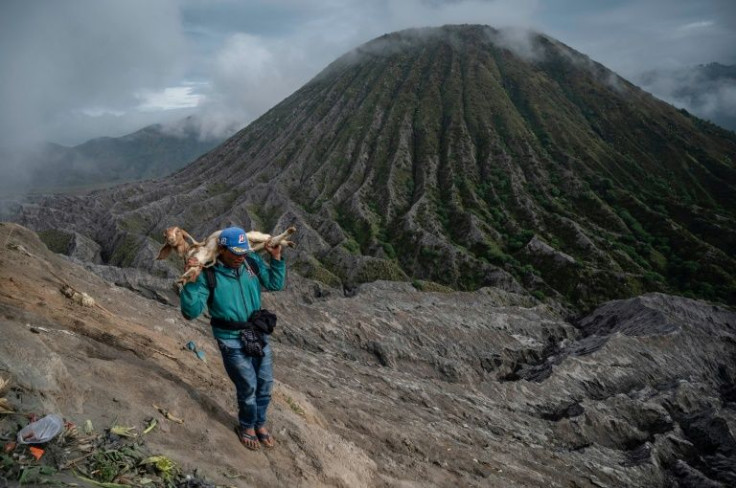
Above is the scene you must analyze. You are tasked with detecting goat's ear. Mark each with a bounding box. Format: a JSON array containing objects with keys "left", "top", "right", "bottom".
[
  {"left": 157, "top": 244, "right": 173, "bottom": 260},
  {"left": 181, "top": 229, "right": 201, "bottom": 245}
]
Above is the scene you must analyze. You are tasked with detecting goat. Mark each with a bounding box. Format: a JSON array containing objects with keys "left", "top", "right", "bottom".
[
  {"left": 156, "top": 227, "right": 201, "bottom": 261},
  {"left": 158, "top": 226, "right": 297, "bottom": 286},
  {"left": 177, "top": 229, "right": 222, "bottom": 285}
]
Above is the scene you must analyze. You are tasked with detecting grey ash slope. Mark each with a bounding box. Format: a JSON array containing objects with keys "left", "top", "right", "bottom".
[
  {"left": 1, "top": 222, "right": 735, "bottom": 487},
  {"left": 12, "top": 24, "right": 736, "bottom": 311}
]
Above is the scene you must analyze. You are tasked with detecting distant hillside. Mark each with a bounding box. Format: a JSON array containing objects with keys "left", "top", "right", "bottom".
[
  {"left": 12, "top": 25, "right": 736, "bottom": 311},
  {"left": 1, "top": 118, "right": 224, "bottom": 194},
  {"left": 636, "top": 62, "right": 736, "bottom": 131}
]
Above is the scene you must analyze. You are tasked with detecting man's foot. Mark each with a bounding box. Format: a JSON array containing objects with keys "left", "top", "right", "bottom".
[
  {"left": 235, "top": 426, "right": 260, "bottom": 450},
  {"left": 256, "top": 427, "right": 275, "bottom": 448}
]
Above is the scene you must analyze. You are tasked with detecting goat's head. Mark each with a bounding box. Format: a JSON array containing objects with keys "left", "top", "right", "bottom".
[
  {"left": 157, "top": 227, "right": 188, "bottom": 260},
  {"left": 163, "top": 227, "right": 184, "bottom": 246}
]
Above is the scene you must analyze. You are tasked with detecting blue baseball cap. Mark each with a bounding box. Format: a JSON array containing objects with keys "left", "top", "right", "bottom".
[{"left": 218, "top": 227, "right": 250, "bottom": 255}]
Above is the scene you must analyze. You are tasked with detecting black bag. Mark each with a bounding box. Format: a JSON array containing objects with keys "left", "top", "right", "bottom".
[
  {"left": 240, "top": 326, "right": 264, "bottom": 357},
  {"left": 249, "top": 309, "right": 277, "bottom": 334},
  {"left": 239, "top": 309, "right": 277, "bottom": 357}
]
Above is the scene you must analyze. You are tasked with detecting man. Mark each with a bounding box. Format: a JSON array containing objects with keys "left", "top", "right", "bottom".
[{"left": 180, "top": 226, "right": 285, "bottom": 450}]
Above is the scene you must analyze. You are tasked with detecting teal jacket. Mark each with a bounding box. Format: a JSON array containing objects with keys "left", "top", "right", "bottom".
[{"left": 179, "top": 254, "right": 285, "bottom": 340}]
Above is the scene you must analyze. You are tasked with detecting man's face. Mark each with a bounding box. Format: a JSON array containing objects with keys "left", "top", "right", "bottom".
[{"left": 220, "top": 248, "right": 246, "bottom": 268}]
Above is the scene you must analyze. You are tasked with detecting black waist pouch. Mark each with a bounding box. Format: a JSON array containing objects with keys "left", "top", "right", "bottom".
[
  {"left": 249, "top": 309, "right": 277, "bottom": 334},
  {"left": 210, "top": 309, "right": 277, "bottom": 333},
  {"left": 240, "top": 326, "right": 264, "bottom": 357},
  {"left": 211, "top": 309, "right": 277, "bottom": 357}
]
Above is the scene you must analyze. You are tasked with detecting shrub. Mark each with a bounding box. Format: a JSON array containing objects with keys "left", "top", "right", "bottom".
[{"left": 38, "top": 229, "right": 72, "bottom": 254}]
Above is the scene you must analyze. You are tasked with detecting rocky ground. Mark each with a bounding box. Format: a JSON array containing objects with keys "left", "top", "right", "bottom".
[{"left": 1, "top": 221, "right": 735, "bottom": 487}]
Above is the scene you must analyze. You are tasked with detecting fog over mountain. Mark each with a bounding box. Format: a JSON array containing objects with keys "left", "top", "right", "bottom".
[
  {"left": 636, "top": 63, "right": 736, "bottom": 131},
  {"left": 1, "top": 1, "right": 734, "bottom": 150},
  {"left": 0, "top": 116, "right": 227, "bottom": 196}
]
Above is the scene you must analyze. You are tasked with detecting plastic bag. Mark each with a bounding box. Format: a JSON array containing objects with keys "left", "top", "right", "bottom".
[{"left": 17, "top": 414, "right": 64, "bottom": 444}]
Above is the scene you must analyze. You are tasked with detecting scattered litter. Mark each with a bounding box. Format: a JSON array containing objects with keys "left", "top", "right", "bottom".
[
  {"left": 2, "top": 408, "right": 211, "bottom": 486},
  {"left": 84, "top": 419, "right": 94, "bottom": 434},
  {"left": 142, "top": 418, "right": 158, "bottom": 435},
  {"left": 17, "top": 414, "right": 64, "bottom": 444},
  {"left": 7, "top": 242, "right": 33, "bottom": 257},
  {"left": 185, "top": 341, "right": 207, "bottom": 362},
  {"left": 222, "top": 468, "right": 243, "bottom": 479},
  {"left": 61, "top": 284, "right": 96, "bottom": 307},
  {"left": 26, "top": 324, "right": 76, "bottom": 336},
  {"left": 74, "top": 473, "right": 133, "bottom": 487},
  {"left": 152, "top": 404, "right": 184, "bottom": 424},
  {"left": 152, "top": 349, "right": 176, "bottom": 360},
  {"left": 29, "top": 446, "right": 45, "bottom": 460},
  {"left": 141, "top": 455, "right": 179, "bottom": 481},
  {"left": 110, "top": 425, "right": 137, "bottom": 438}
]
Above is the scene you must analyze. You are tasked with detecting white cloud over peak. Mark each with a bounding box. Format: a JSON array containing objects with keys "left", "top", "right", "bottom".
[
  {"left": 136, "top": 86, "right": 205, "bottom": 112},
  {"left": 677, "top": 20, "right": 715, "bottom": 31}
]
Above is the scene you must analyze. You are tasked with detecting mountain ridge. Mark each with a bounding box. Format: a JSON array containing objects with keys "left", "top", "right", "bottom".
[
  {"left": 9, "top": 24, "right": 736, "bottom": 311},
  {"left": 1, "top": 117, "right": 225, "bottom": 195}
]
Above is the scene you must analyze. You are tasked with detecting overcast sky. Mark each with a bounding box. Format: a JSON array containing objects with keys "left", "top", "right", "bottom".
[{"left": 1, "top": 0, "right": 734, "bottom": 148}]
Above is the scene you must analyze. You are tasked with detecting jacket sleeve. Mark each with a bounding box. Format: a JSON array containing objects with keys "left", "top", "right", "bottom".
[
  {"left": 179, "top": 273, "right": 210, "bottom": 319},
  {"left": 253, "top": 253, "right": 285, "bottom": 291}
]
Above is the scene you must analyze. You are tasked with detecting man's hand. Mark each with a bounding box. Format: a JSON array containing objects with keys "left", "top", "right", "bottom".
[
  {"left": 265, "top": 243, "right": 282, "bottom": 261},
  {"left": 186, "top": 257, "right": 200, "bottom": 269}
]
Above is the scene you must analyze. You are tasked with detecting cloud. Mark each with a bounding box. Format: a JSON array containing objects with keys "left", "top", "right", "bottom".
[
  {"left": 190, "top": 0, "right": 543, "bottom": 139},
  {"left": 0, "top": 0, "right": 552, "bottom": 146},
  {"left": 0, "top": 0, "right": 187, "bottom": 148},
  {"left": 543, "top": 1, "right": 736, "bottom": 78},
  {"left": 192, "top": 33, "right": 313, "bottom": 139},
  {"left": 635, "top": 65, "right": 736, "bottom": 130},
  {"left": 677, "top": 20, "right": 715, "bottom": 32},
  {"left": 386, "top": 0, "right": 540, "bottom": 30},
  {"left": 136, "top": 85, "right": 205, "bottom": 111},
  {"left": 2, "top": 0, "right": 735, "bottom": 153}
]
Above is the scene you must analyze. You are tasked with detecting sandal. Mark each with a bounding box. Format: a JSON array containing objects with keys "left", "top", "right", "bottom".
[
  {"left": 235, "top": 426, "right": 260, "bottom": 451},
  {"left": 256, "top": 429, "right": 275, "bottom": 448}
]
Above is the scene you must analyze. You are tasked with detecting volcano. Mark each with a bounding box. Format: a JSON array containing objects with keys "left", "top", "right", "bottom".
[{"left": 12, "top": 25, "right": 736, "bottom": 311}]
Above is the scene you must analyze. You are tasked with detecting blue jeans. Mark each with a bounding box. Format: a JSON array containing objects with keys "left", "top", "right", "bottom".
[{"left": 217, "top": 337, "right": 273, "bottom": 430}]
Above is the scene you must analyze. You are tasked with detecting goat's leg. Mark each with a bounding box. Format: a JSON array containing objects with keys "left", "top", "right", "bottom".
[
  {"left": 177, "top": 266, "right": 201, "bottom": 285},
  {"left": 250, "top": 242, "right": 266, "bottom": 252},
  {"left": 267, "top": 226, "right": 296, "bottom": 247}
]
